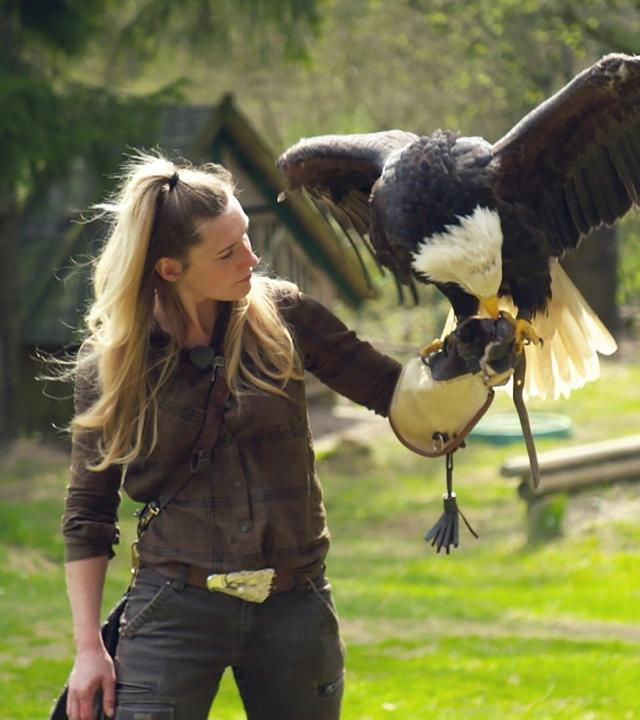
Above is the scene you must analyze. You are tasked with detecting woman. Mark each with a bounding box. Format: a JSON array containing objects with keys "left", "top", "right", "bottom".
[{"left": 62, "top": 152, "right": 514, "bottom": 720}]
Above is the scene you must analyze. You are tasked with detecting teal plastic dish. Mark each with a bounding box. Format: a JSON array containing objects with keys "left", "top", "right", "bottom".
[{"left": 470, "top": 412, "right": 573, "bottom": 445}]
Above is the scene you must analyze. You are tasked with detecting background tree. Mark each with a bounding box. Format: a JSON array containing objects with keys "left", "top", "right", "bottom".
[
  {"left": 1, "top": 0, "right": 148, "bottom": 445},
  {"left": 0, "top": 0, "right": 322, "bottom": 446}
]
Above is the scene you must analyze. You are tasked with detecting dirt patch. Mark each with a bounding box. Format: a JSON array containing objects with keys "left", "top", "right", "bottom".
[
  {"left": 341, "top": 613, "right": 640, "bottom": 646},
  {"left": 615, "top": 335, "right": 640, "bottom": 363},
  {"left": 5, "top": 547, "right": 59, "bottom": 576},
  {"left": 0, "top": 439, "right": 69, "bottom": 501},
  {"left": 309, "top": 399, "right": 388, "bottom": 454},
  {"left": 1, "top": 438, "right": 68, "bottom": 468},
  {"left": 563, "top": 483, "right": 640, "bottom": 541}
]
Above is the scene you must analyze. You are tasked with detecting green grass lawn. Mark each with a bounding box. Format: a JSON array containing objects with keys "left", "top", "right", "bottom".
[{"left": 1, "top": 360, "right": 639, "bottom": 719}]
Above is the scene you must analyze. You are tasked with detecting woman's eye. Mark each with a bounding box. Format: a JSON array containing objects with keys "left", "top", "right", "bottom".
[{"left": 219, "top": 250, "right": 234, "bottom": 260}]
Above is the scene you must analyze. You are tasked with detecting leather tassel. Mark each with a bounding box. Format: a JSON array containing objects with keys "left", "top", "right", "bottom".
[{"left": 424, "top": 452, "right": 478, "bottom": 553}]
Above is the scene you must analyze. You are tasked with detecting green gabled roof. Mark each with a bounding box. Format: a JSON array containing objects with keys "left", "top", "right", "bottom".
[{"left": 187, "top": 94, "right": 373, "bottom": 307}]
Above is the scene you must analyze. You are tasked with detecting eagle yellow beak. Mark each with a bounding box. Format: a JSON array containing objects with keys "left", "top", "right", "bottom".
[{"left": 481, "top": 295, "right": 500, "bottom": 320}]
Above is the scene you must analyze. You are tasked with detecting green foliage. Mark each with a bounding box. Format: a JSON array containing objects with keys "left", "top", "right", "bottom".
[
  {"left": 0, "top": 0, "right": 185, "bottom": 216},
  {"left": 2, "top": 0, "right": 324, "bottom": 203},
  {"left": 3, "top": 0, "right": 113, "bottom": 56},
  {"left": 176, "top": 0, "right": 638, "bottom": 148},
  {"left": 0, "top": 70, "right": 176, "bottom": 201},
  {"left": 82, "top": 0, "right": 324, "bottom": 79}
]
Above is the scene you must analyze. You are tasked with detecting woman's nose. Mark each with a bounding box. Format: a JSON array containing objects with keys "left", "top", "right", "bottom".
[{"left": 244, "top": 238, "right": 259, "bottom": 268}]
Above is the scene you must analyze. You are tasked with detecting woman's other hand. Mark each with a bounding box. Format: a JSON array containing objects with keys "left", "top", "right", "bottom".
[{"left": 67, "top": 644, "right": 116, "bottom": 720}]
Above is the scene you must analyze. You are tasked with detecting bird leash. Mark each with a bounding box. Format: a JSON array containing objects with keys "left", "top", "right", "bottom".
[
  {"left": 423, "top": 351, "right": 541, "bottom": 554},
  {"left": 511, "top": 352, "right": 541, "bottom": 489}
]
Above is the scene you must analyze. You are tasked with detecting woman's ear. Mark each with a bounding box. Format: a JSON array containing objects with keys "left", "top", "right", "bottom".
[{"left": 154, "top": 257, "right": 183, "bottom": 282}]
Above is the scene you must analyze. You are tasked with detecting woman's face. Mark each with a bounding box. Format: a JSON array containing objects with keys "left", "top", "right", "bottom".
[{"left": 170, "top": 194, "right": 259, "bottom": 303}]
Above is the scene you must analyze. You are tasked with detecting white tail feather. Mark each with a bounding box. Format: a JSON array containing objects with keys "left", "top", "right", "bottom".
[{"left": 442, "top": 261, "right": 617, "bottom": 400}]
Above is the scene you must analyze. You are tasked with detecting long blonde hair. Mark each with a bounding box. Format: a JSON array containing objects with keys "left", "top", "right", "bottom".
[{"left": 71, "top": 151, "right": 303, "bottom": 472}]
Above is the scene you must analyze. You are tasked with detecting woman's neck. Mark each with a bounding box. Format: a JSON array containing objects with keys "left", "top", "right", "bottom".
[{"left": 154, "top": 293, "right": 219, "bottom": 348}]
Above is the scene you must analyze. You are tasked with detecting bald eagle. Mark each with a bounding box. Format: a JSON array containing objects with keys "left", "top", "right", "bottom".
[{"left": 277, "top": 53, "right": 639, "bottom": 400}]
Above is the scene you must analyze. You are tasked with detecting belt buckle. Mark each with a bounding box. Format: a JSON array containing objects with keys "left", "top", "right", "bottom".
[{"left": 206, "top": 568, "right": 275, "bottom": 603}]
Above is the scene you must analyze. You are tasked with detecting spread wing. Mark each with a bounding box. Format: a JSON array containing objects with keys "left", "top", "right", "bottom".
[
  {"left": 492, "top": 53, "right": 640, "bottom": 255},
  {"left": 277, "top": 130, "right": 418, "bottom": 291}
]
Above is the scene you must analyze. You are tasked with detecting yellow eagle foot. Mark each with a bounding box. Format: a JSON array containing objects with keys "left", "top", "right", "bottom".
[
  {"left": 498, "top": 312, "right": 543, "bottom": 353},
  {"left": 420, "top": 338, "right": 444, "bottom": 358}
]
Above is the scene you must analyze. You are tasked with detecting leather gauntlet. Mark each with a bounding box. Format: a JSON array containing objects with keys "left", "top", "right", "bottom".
[{"left": 389, "top": 317, "right": 517, "bottom": 457}]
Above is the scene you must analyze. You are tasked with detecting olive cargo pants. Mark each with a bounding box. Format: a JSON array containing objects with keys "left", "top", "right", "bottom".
[{"left": 113, "top": 566, "right": 345, "bottom": 720}]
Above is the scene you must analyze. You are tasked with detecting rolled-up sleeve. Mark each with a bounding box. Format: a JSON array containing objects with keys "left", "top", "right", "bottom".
[
  {"left": 282, "top": 291, "right": 402, "bottom": 416},
  {"left": 62, "top": 345, "right": 122, "bottom": 562}
]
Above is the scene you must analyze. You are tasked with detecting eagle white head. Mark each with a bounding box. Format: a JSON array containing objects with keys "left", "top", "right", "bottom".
[{"left": 411, "top": 205, "right": 503, "bottom": 305}]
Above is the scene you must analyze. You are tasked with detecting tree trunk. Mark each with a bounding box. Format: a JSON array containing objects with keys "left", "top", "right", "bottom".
[
  {"left": 0, "top": 186, "right": 21, "bottom": 447},
  {"left": 561, "top": 225, "right": 619, "bottom": 336}
]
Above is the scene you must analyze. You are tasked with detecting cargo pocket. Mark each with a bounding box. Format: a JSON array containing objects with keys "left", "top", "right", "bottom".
[
  {"left": 120, "top": 580, "right": 174, "bottom": 638},
  {"left": 308, "top": 579, "right": 341, "bottom": 631},
  {"left": 115, "top": 701, "right": 175, "bottom": 719},
  {"left": 318, "top": 671, "right": 345, "bottom": 699}
]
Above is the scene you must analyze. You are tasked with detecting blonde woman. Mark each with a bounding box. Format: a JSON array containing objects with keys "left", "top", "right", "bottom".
[{"left": 61, "top": 152, "right": 516, "bottom": 720}]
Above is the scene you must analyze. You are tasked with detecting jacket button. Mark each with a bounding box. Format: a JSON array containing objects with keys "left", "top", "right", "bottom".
[
  {"left": 240, "top": 522, "right": 250, "bottom": 533},
  {"left": 234, "top": 480, "right": 242, "bottom": 488}
]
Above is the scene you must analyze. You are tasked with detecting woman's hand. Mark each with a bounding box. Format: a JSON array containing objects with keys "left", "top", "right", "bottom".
[{"left": 67, "top": 644, "right": 116, "bottom": 720}]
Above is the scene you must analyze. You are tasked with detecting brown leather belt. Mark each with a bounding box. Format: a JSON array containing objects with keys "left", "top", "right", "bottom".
[{"left": 144, "top": 561, "right": 323, "bottom": 598}]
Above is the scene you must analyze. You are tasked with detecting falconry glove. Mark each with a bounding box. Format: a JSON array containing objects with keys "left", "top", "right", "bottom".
[{"left": 389, "top": 316, "right": 517, "bottom": 457}]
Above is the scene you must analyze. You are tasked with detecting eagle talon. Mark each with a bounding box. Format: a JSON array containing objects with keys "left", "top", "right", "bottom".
[
  {"left": 514, "top": 318, "right": 542, "bottom": 351},
  {"left": 496, "top": 311, "right": 542, "bottom": 353}
]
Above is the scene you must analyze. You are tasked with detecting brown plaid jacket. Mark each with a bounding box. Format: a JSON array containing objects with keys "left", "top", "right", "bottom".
[{"left": 63, "top": 291, "right": 401, "bottom": 572}]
